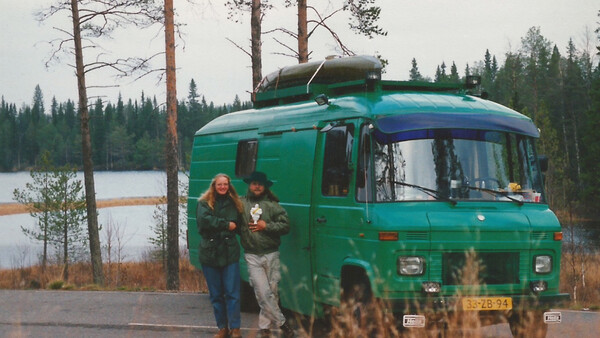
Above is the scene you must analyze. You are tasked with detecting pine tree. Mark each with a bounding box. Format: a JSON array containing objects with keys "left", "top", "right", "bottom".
[
  {"left": 149, "top": 199, "right": 169, "bottom": 272},
  {"left": 409, "top": 58, "right": 424, "bottom": 81},
  {"left": 109, "top": 125, "right": 134, "bottom": 170},
  {"left": 13, "top": 152, "right": 56, "bottom": 270},
  {"left": 164, "top": 0, "right": 180, "bottom": 290},
  {"left": 482, "top": 49, "right": 494, "bottom": 92},
  {"left": 580, "top": 66, "right": 600, "bottom": 214},
  {"left": 520, "top": 26, "right": 552, "bottom": 116},
  {"left": 46, "top": 163, "right": 87, "bottom": 281},
  {"left": 0, "top": 98, "right": 17, "bottom": 170},
  {"left": 449, "top": 62, "right": 460, "bottom": 83},
  {"left": 90, "top": 98, "right": 107, "bottom": 167},
  {"left": 435, "top": 62, "right": 448, "bottom": 83}
]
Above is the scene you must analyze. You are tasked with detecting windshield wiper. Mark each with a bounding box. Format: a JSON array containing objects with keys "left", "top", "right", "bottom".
[
  {"left": 463, "top": 185, "right": 524, "bottom": 205},
  {"left": 391, "top": 181, "right": 457, "bottom": 205}
]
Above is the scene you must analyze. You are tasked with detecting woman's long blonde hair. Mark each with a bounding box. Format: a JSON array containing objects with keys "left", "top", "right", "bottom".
[{"left": 199, "top": 173, "right": 244, "bottom": 213}]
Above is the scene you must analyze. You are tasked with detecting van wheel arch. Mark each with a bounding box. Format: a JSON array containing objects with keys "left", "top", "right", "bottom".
[
  {"left": 338, "top": 265, "right": 376, "bottom": 334},
  {"left": 340, "top": 265, "right": 373, "bottom": 302},
  {"left": 508, "top": 310, "right": 548, "bottom": 338}
]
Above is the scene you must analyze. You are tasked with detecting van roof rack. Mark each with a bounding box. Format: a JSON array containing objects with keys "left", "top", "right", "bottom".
[{"left": 252, "top": 55, "right": 481, "bottom": 108}]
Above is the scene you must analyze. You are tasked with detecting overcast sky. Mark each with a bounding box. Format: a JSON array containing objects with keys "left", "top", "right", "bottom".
[{"left": 1, "top": 0, "right": 598, "bottom": 110}]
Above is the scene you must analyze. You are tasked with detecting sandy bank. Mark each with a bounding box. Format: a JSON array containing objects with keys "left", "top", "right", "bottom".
[{"left": 0, "top": 197, "right": 165, "bottom": 216}]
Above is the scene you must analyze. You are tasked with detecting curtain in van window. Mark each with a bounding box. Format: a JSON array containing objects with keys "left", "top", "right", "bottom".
[
  {"left": 356, "top": 124, "right": 373, "bottom": 202},
  {"left": 322, "top": 124, "right": 354, "bottom": 196},
  {"left": 236, "top": 139, "right": 258, "bottom": 177}
]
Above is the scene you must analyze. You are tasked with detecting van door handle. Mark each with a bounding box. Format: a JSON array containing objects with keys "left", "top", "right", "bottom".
[{"left": 316, "top": 216, "right": 327, "bottom": 223}]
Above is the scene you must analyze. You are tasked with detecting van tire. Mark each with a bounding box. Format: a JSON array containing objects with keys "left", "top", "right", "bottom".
[
  {"left": 508, "top": 310, "right": 548, "bottom": 338},
  {"left": 340, "top": 272, "right": 374, "bottom": 335}
]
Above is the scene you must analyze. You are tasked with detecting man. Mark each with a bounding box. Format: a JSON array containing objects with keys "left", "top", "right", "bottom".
[{"left": 240, "top": 171, "right": 294, "bottom": 338}]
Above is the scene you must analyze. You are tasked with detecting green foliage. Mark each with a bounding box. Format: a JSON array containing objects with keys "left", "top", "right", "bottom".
[
  {"left": 13, "top": 151, "right": 87, "bottom": 279},
  {"left": 148, "top": 200, "right": 168, "bottom": 267},
  {"left": 580, "top": 69, "right": 600, "bottom": 215},
  {"left": 347, "top": 0, "right": 387, "bottom": 39},
  {"left": 148, "top": 173, "right": 188, "bottom": 268},
  {"left": 48, "top": 280, "right": 65, "bottom": 290},
  {"left": 13, "top": 152, "right": 58, "bottom": 268},
  {"left": 409, "top": 58, "right": 424, "bottom": 81},
  {"left": 0, "top": 81, "right": 249, "bottom": 172},
  {"left": 2, "top": 21, "right": 600, "bottom": 218},
  {"left": 421, "top": 25, "right": 600, "bottom": 217}
]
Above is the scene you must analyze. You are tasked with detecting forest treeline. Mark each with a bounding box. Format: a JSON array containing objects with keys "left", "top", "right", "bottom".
[
  {"left": 1, "top": 27, "right": 599, "bottom": 218},
  {"left": 0, "top": 79, "right": 251, "bottom": 172}
]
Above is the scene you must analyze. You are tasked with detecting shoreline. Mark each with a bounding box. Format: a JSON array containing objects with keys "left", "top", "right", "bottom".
[{"left": 0, "top": 197, "right": 165, "bottom": 216}]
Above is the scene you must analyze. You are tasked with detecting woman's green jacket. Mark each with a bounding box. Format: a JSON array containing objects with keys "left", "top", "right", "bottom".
[{"left": 196, "top": 196, "right": 242, "bottom": 267}]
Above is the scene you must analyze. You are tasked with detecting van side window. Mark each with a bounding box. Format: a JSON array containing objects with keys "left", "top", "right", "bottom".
[
  {"left": 235, "top": 139, "right": 258, "bottom": 177},
  {"left": 322, "top": 124, "right": 354, "bottom": 196},
  {"left": 356, "top": 124, "right": 373, "bottom": 202}
]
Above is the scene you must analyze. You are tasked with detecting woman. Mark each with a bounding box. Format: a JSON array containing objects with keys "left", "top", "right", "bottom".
[{"left": 197, "top": 173, "right": 245, "bottom": 338}]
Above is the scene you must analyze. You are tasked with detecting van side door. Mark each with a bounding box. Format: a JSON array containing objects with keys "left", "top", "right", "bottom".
[{"left": 312, "top": 119, "right": 365, "bottom": 306}]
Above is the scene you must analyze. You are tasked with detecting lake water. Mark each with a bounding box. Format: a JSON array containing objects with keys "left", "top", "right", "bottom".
[
  {"left": 0, "top": 171, "right": 189, "bottom": 269},
  {"left": 2, "top": 171, "right": 597, "bottom": 268}
]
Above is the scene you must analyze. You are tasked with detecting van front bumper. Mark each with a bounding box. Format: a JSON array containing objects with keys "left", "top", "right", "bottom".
[{"left": 386, "top": 293, "right": 570, "bottom": 314}]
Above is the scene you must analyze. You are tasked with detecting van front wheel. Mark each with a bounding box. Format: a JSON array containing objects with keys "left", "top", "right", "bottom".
[
  {"left": 508, "top": 310, "right": 548, "bottom": 338},
  {"left": 338, "top": 277, "right": 374, "bottom": 335}
]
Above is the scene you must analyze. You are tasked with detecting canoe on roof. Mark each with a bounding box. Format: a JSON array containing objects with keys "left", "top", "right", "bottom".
[{"left": 255, "top": 55, "right": 382, "bottom": 93}]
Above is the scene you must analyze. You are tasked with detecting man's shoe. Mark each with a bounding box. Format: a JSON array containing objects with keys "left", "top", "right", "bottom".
[
  {"left": 230, "top": 328, "right": 242, "bottom": 338},
  {"left": 280, "top": 321, "right": 294, "bottom": 338},
  {"left": 260, "top": 328, "right": 271, "bottom": 338},
  {"left": 213, "top": 328, "right": 229, "bottom": 338}
]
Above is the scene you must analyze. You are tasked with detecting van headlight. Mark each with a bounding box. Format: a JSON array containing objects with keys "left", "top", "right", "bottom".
[
  {"left": 534, "top": 255, "right": 552, "bottom": 274},
  {"left": 398, "top": 256, "right": 425, "bottom": 275}
]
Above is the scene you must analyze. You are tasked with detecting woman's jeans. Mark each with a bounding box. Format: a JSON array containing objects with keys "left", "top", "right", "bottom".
[
  {"left": 245, "top": 251, "right": 286, "bottom": 329},
  {"left": 202, "top": 262, "right": 241, "bottom": 329}
]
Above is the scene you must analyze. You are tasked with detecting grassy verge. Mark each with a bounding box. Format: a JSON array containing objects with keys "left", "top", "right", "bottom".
[
  {"left": 560, "top": 252, "right": 600, "bottom": 310},
  {"left": 2, "top": 253, "right": 599, "bottom": 309},
  {"left": 0, "top": 252, "right": 596, "bottom": 337},
  {"left": 0, "top": 259, "right": 207, "bottom": 292},
  {"left": 2, "top": 254, "right": 599, "bottom": 307}
]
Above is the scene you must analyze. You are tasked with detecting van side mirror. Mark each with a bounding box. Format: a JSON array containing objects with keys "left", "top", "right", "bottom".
[
  {"left": 320, "top": 122, "right": 339, "bottom": 133},
  {"left": 538, "top": 155, "right": 548, "bottom": 173}
]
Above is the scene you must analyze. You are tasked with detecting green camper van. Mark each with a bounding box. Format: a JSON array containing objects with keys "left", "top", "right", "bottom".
[{"left": 187, "top": 55, "right": 568, "bottom": 335}]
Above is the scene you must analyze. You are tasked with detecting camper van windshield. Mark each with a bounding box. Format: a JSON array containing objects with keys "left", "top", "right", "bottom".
[{"left": 372, "top": 129, "right": 545, "bottom": 203}]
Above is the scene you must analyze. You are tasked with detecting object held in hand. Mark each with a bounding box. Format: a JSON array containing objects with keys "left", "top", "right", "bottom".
[{"left": 250, "top": 204, "right": 262, "bottom": 224}]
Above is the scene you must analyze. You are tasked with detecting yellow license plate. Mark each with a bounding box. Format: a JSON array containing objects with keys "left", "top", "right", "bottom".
[{"left": 462, "top": 297, "right": 512, "bottom": 311}]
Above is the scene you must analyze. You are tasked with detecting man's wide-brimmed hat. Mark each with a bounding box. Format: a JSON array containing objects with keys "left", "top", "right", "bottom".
[{"left": 243, "top": 171, "right": 273, "bottom": 188}]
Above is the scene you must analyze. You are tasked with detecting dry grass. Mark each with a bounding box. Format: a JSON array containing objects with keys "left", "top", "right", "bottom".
[
  {"left": 560, "top": 252, "right": 600, "bottom": 309},
  {"left": 298, "top": 250, "right": 579, "bottom": 337},
  {"left": 0, "top": 259, "right": 207, "bottom": 292},
  {"left": 1, "top": 243, "right": 598, "bottom": 336}
]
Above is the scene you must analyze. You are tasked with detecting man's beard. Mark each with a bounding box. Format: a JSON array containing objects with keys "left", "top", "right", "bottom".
[{"left": 249, "top": 190, "right": 264, "bottom": 199}]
